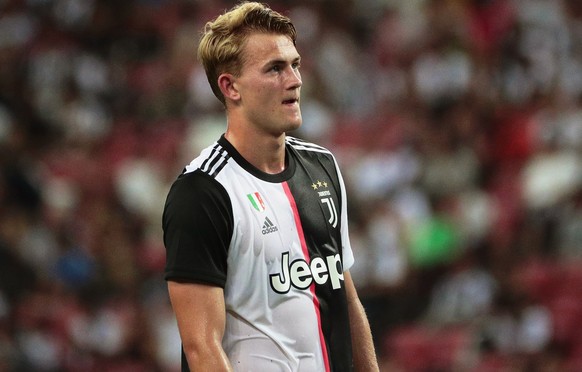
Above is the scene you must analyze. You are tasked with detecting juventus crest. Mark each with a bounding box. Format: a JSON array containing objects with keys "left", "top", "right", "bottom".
[{"left": 311, "top": 180, "right": 338, "bottom": 228}]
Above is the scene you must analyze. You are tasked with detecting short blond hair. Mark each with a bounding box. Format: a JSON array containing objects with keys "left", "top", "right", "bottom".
[{"left": 197, "top": 1, "right": 297, "bottom": 105}]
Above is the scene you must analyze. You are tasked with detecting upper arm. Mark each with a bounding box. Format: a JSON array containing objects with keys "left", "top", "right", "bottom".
[
  {"left": 168, "top": 280, "right": 226, "bottom": 342},
  {"left": 344, "top": 271, "right": 380, "bottom": 372},
  {"left": 163, "top": 171, "right": 234, "bottom": 370},
  {"left": 344, "top": 271, "right": 359, "bottom": 305}
]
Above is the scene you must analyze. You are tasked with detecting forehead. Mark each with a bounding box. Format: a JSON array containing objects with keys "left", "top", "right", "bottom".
[{"left": 241, "top": 32, "right": 299, "bottom": 66}]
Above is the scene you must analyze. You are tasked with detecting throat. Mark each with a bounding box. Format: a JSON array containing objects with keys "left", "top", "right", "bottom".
[
  {"left": 225, "top": 131, "right": 287, "bottom": 174},
  {"left": 257, "top": 149, "right": 287, "bottom": 174}
]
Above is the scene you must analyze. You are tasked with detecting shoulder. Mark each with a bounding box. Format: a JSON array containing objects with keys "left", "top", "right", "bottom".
[
  {"left": 285, "top": 136, "right": 335, "bottom": 162},
  {"left": 163, "top": 170, "right": 232, "bottom": 226},
  {"left": 169, "top": 170, "right": 228, "bottom": 199},
  {"left": 166, "top": 169, "right": 231, "bottom": 207},
  {"left": 286, "top": 136, "right": 338, "bottom": 170},
  {"left": 285, "top": 136, "right": 333, "bottom": 155},
  {"left": 184, "top": 141, "right": 232, "bottom": 179}
]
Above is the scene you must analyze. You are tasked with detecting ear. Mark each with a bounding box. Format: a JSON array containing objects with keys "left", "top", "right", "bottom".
[{"left": 218, "top": 73, "right": 241, "bottom": 103}]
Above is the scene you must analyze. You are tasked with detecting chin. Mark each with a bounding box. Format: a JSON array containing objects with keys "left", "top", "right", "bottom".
[
  {"left": 290, "top": 114, "right": 303, "bottom": 128},
  {"left": 286, "top": 121, "right": 302, "bottom": 133}
]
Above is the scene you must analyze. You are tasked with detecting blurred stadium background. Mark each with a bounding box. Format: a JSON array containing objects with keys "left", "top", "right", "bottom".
[{"left": 0, "top": 0, "right": 581, "bottom": 371}]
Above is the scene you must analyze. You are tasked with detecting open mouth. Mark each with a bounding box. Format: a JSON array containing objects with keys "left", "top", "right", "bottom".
[{"left": 282, "top": 98, "right": 298, "bottom": 105}]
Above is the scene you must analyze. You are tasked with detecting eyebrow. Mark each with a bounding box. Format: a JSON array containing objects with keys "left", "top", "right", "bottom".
[{"left": 264, "top": 56, "right": 301, "bottom": 68}]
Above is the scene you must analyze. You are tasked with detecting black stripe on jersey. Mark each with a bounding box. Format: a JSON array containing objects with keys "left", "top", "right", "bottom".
[
  {"left": 209, "top": 153, "right": 231, "bottom": 178},
  {"left": 201, "top": 146, "right": 230, "bottom": 178},
  {"left": 200, "top": 144, "right": 220, "bottom": 171},
  {"left": 284, "top": 145, "right": 353, "bottom": 371}
]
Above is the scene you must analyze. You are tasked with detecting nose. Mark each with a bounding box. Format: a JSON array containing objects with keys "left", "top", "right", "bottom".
[{"left": 287, "top": 67, "right": 302, "bottom": 89}]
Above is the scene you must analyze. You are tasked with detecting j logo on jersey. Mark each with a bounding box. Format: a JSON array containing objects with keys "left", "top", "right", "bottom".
[
  {"left": 247, "top": 191, "right": 266, "bottom": 212},
  {"left": 311, "top": 180, "right": 338, "bottom": 228}
]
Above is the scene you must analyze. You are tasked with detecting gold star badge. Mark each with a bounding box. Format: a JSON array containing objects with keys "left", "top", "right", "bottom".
[{"left": 311, "top": 183, "right": 318, "bottom": 190}]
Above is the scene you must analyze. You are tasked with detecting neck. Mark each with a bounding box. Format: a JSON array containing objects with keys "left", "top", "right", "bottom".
[{"left": 225, "top": 128, "right": 286, "bottom": 175}]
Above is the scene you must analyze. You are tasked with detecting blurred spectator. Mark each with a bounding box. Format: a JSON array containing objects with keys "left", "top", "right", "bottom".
[{"left": 1, "top": 0, "right": 581, "bottom": 370}]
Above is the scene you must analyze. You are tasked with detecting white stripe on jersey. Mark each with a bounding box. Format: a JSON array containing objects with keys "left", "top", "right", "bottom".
[{"left": 286, "top": 136, "right": 331, "bottom": 154}]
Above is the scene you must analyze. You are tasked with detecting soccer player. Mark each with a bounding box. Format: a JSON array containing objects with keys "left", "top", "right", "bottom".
[{"left": 162, "top": 2, "right": 379, "bottom": 371}]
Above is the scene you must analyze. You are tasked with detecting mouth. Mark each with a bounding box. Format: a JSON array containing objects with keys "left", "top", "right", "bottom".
[{"left": 282, "top": 98, "right": 299, "bottom": 105}]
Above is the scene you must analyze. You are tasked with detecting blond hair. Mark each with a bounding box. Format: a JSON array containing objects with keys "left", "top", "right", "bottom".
[{"left": 197, "top": 1, "right": 297, "bottom": 105}]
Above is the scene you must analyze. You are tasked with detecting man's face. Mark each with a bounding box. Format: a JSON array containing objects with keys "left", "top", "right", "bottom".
[{"left": 233, "top": 32, "right": 302, "bottom": 135}]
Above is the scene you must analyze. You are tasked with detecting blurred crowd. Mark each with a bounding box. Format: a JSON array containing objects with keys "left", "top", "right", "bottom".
[{"left": 0, "top": 0, "right": 581, "bottom": 371}]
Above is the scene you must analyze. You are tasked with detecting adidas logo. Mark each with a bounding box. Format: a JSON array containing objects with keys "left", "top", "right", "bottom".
[{"left": 262, "top": 217, "right": 278, "bottom": 235}]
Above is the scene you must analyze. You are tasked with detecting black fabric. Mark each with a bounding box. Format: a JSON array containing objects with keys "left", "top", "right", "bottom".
[
  {"left": 285, "top": 145, "right": 354, "bottom": 371},
  {"left": 162, "top": 169, "right": 233, "bottom": 287}
]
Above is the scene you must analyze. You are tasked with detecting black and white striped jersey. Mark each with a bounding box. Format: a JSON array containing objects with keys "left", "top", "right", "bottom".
[{"left": 163, "top": 135, "right": 355, "bottom": 372}]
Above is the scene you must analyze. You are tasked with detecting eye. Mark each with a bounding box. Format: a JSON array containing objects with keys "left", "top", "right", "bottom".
[
  {"left": 269, "top": 65, "right": 282, "bottom": 73},
  {"left": 292, "top": 61, "right": 301, "bottom": 70}
]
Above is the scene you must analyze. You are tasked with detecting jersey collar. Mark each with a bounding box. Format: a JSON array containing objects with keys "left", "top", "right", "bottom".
[{"left": 218, "top": 134, "right": 296, "bottom": 183}]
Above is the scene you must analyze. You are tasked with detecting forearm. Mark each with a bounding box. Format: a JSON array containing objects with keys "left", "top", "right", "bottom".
[{"left": 183, "top": 339, "right": 233, "bottom": 372}]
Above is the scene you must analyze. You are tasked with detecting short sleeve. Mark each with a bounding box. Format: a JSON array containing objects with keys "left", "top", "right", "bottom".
[{"left": 162, "top": 170, "right": 233, "bottom": 287}]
